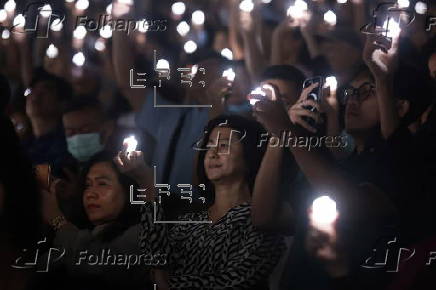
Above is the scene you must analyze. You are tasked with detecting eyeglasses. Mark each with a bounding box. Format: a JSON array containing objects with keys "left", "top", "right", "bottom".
[{"left": 341, "top": 82, "right": 376, "bottom": 105}]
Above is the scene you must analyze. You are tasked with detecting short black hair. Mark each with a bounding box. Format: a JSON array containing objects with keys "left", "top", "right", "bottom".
[
  {"left": 260, "top": 65, "right": 306, "bottom": 89},
  {"left": 62, "top": 95, "right": 106, "bottom": 120},
  {"left": 196, "top": 115, "right": 267, "bottom": 206},
  {"left": 77, "top": 151, "right": 140, "bottom": 239},
  {"left": 30, "top": 67, "right": 73, "bottom": 104}
]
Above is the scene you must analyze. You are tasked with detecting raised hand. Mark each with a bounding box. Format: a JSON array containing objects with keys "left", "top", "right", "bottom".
[{"left": 288, "top": 82, "right": 322, "bottom": 133}]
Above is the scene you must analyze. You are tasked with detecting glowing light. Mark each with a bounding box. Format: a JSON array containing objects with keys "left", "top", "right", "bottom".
[
  {"left": 24, "top": 88, "right": 31, "bottom": 96},
  {"left": 136, "top": 19, "right": 149, "bottom": 33},
  {"left": 415, "top": 2, "right": 427, "bottom": 15},
  {"left": 383, "top": 18, "right": 401, "bottom": 38},
  {"left": 46, "top": 44, "right": 58, "bottom": 59},
  {"left": 99, "top": 25, "right": 113, "bottom": 38},
  {"left": 222, "top": 68, "right": 236, "bottom": 82},
  {"left": 106, "top": 4, "right": 112, "bottom": 14},
  {"left": 287, "top": 0, "right": 308, "bottom": 19},
  {"left": 123, "top": 136, "right": 138, "bottom": 153},
  {"left": 337, "top": 0, "right": 348, "bottom": 3},
  {"left": 172, "top": 2, "right": 186, "bottom": 15},
  {"left": 72, "top": 52, "right": 85, "bottom": 66},
  {"left": 50, "top": 18, "right": 63, "bottom": 32},
  {"left": 0, "top": 9, "right": 7, "bottom": 22},
  {"left": 73, "top": 26, "right": 87, "bottom": 39},
  {"left": 184, "top": 40, "right": 197, "bottom": 54},
  {"left": 118, "top": 0, "right": 133, "bottom": 5},
  {"left": 191, "top": 64, "right": 198, "bottom": 76},
  {"left": 94, "top": 38, "right": 106, "bottom": 51},
  {"left": 4, "top": 0, "right": 16, "bottom": 13},
  {"left": 13, "top": 14, "right": 25, "bottom": 28},
  {"left": 176, "top": 21, "right": 190, "bottom": 37},
  {"left": 262, "top": 0, "right": 272, "bottom": 3},
  {"left": 65, "top": 0, "right": 74, "bottom": 3},
  {"left": 1, "top": 29, "right": 10, "bottom": 39},
  {"left": 75, "top": 0, "right": 89, "bottom": 11},
  {"left": 221, "top": 48, "right": 233, "bottom": 60},
  {"left": 397, "top": 0, "right": 410, "bottom": 8},
  {"left": 324, "top": 76, "right": 338, "bottom": 92},
  {"left": 311, "top": 196, "right": 338, "bottom": 226},
  {"left": 39, "top": 4, "right": 52, "bottom": 18},
  {"left": 239, "top": 0, "right": 254, "bottom": 12},
  {"left": 324, "top": 10, "right": 337, "bottom": 26},
  {"left": 156, "top": 59, "right": 170, "bottom": 70},
  {"left": 192, "top": 10, "right": 205, "bottom": 26}
]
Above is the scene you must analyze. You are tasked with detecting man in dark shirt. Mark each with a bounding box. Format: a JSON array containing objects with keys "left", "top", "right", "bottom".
[{"left": 24, "top": 68, "right": 72, "bottom": 170}]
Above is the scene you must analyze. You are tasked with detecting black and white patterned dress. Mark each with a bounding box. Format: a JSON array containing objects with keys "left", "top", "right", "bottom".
[{"left": 139, "top": 201, "right": 285, "bottom": 289}]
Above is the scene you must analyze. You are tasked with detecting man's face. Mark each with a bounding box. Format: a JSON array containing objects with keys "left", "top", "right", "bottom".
[
  {"left": 428, "top": 53, "right": 436, "bottom": 80},
  {"left": 345, "top": 74, "right": 380, "bottom": 133},
  {"left": 63, "top": 107, "right": 106, "bottom": 141},
  {"left": 261, "top": 79, "right": 300, "bottom": 108},
  {"left": 26, "top": 81, "right": 60, "bottom": 118}
]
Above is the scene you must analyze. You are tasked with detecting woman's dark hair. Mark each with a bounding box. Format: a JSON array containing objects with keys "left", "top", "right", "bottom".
[
  {"left": 260, "top": 65, "right": 306, "bottom": 90},
  {"left": 78, "top": 151, "right": 140, "bottom": 234},
  {"left": 0, "top": 113, "right": 41, "bottom": 248},
  {"left": 196, "top": 115, "right": 267, "bottom": 206}
]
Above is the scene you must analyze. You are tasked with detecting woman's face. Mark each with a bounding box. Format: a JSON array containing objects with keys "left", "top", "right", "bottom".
[
  {"left": 83, "top": 162, "right": 126, "bottom": 226},
  {"left": 204, "top": 127, "right": 246, "bottom": 183}
]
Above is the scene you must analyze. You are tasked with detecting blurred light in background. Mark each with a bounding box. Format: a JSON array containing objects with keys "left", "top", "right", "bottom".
[
  {"left": 75, "top": 0, "right": 90, "bottom": 11},
  {"left": 221, "top": 48, "right": 233, "bottom": 60},
  {"left": 222, "top": 68, "right": 236, "bottom": 82},
  {"left": 156, "top": 59, "right": 170, "bottom": 70},
  {"left": 0, "top": 9, "right": 7, "bottom": 22},
  {"left": 72, "top": 52, "right": 86, "bottom": 66},
  {"left": 324, "top": 10, "right": 337, "bottom": 26},
  {"left": 415, "top": 1, "right": 427, "bottom": 15},
  {"left": 337, "top": 0, "right": 348, "bottom": 3},
  {"left": 39, "top": 4, "right": 52, "bottom": 18},
  {"left": 1, "top": 29, "right": 10, "bottom": 39},
  {"left": 397, "top": 0, "right": 410, "bottom": 8},
  {"left": 106, "top": 4, "right": 112, "bottom": 14},
  {"left": 46, "top": 44, "right": 59, "bottom": 59},
  {"left": 172, "top": 2, "right": 186, "bottom": 16},
  {"left": 192, "top": 10, "right": 205, "bottom": 26},
  {"left": 177, "top": 21, "right": 190, "bottom": 37},
  {"left": 13, "top": 14, "right": 25, "bottom": 28},
  {"left": 50, "top": 18, "right": 63, "bottom": 31},
  {"left": 239, "top": 0, "right": 254, "bottom": 13},
  {"left": 100, "top": 25, "right": 113, "bottom": 39},
  {"left": 94, "top": 38, "right": 106, "bottom": 51},
  {"left": 73, "top": 26, "right": 87, "bottom": 39},
  {"left": 184, "top": 40, "right": 198, "bottom": 54},
  {"left": 4, "top": 0, "right": 16, "bottom": 13},
  {"left": 137, "top": 19, "right": 149, "bottom": 33},
  {"left": 287, "top": 0, "right": 308, "bottom": 19}
]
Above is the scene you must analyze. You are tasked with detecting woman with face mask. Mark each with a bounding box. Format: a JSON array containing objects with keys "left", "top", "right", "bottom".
[{"left": 115, "top": 115, "right": 285, "bottom": 290}]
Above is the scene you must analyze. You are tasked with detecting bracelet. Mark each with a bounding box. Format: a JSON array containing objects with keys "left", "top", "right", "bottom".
[{"left": 51, "top": 215, "right": 67, "bottom": 231}]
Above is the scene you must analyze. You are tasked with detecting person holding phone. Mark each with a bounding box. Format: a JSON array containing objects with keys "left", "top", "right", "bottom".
[{"left": 115, "top": 115, "right": 285, "bottom": 290}]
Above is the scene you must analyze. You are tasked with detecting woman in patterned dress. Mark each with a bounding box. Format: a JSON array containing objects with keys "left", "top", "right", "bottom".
[{"left": 115, "top": 115, "right": 285, "bottom": 290}]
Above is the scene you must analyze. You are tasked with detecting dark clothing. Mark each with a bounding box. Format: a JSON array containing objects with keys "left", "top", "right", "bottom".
[{"left": 24, "top": 125, "right": 69, "bottom": 169}]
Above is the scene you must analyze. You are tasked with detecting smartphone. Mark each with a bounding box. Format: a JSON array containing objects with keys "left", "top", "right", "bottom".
[
  {"left": 247, "top": 87, "right": 266, "bottom": 106},
  {"left": 302, "top": 77, "right": 324, "bottom": 128}
]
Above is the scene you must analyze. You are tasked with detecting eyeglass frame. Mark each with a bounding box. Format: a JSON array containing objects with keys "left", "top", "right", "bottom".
[{"left": 341, "top": 82, "right": 376, "bottom": 105}]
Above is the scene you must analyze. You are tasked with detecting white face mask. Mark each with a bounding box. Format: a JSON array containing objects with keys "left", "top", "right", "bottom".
[{"left": 66, "top": 133, "right": 105, "bottom": 162}]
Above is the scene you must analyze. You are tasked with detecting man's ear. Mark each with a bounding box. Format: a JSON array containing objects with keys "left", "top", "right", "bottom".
[{"left": 396, "top": 99, "right": 410, "bottom": 118}]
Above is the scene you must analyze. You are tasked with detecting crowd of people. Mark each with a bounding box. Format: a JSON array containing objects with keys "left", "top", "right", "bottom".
[{"left": 0, "top": 0, "right": 436, "bottom": 289}]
